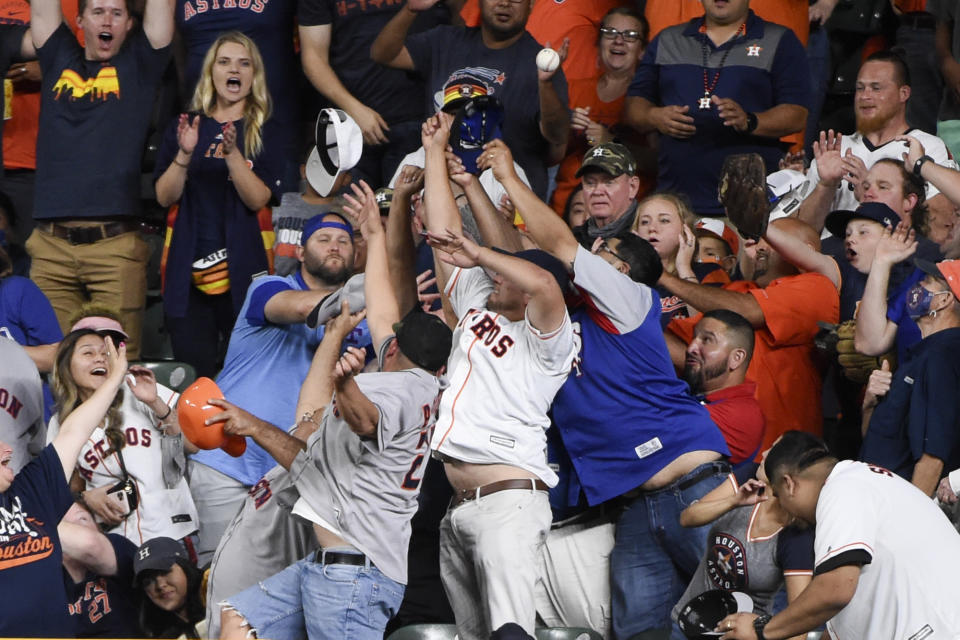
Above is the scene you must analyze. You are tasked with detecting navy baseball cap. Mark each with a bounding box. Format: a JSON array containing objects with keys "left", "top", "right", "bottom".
[
  {"left": 677, "top": 590, "right": 754, "bottom": 639},
  {"left": 133, "top": 537, "right": 187, "bottom": 585},
  {"left": 301, "top": 213, "right": 354, "bottom": 246},
  {"left": 825, "top": 202, "right": 901, "bottom": 239},
  {"left": 392, "top": 308, "right": 452, "bottom": 372},
  {"left": 491, "top": 247, "right": 571, "bottom": 293}
]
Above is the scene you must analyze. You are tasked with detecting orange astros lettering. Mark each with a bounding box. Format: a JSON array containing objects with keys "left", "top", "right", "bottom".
[{"left": 52, "top": 67, "right": 121, "bottom": 101}]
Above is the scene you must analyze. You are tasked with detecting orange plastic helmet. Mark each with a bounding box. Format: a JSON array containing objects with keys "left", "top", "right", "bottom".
[{"left": 177, "top": 377, "right": 246, "bottom": 457}]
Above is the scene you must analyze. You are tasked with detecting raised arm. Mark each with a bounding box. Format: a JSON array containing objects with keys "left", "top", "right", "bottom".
[
  {"left": 537, "top": 39, "right": 570, "bottom": 162},
  {"left": 300, "top": 24, "right": 389, "bottom": 146},
  {"left": 221, "top": 121, "right": 272, "bottom": 210},
  {"left": 659, "top": 273, "right": 765, "bottom": 327},
  {"left": 344, "top": 180, "right": 401, "bottom": 348},
  {"left": 428, "top": 227, "right": 567, "bottom": 333},
  {"left": 142, "top": 0, "right": 175, "bottom": 49},
  {"left": 422, "top": 112, "right": 462, "bottom": 291},
  {"left": 679, "top": 476, "right": 766, "bottom": 527},
  {"left": 797, "top": 130, "right": 844, "bottom": 233},
  {"left": 58, "top": 521, "right": 118, "bottom": 576},
  {"left": 763, "top": 220, "right": 841, "bottom": 289},
  {"left": 854, "top": 223, "right": 916, "bottom": 356},
  {"left": 370, "top": 0, "right": 438, "bottom": 69},
  {"left": 29, "top": 0, "right": 62, "bottom": 49},
  {"left": 900, "top": 134, "right": 960, "bottom": 204},
  {"left": 52, "top": 338, "right": 127, "bottom": 480},
  {"left": 476, "top": 139, "right": 580, "bottom": 269},
  {"left": 446, "top": 150, "right": 522, "bottom": 252},
  {"left": 294, "top": 300, "right": 367, "bottom": 420},
  {"left": 155, "top": 114, "right": 199, "bottom": 207},
  {"left": 385, "top": 165, "right": 425, "bottom": 314}
]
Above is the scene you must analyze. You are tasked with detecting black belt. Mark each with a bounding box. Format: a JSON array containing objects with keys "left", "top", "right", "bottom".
[
  {"left": 901, "top": 12, "right": 935, "bottom": 30},
  {"left": 37, "top": 220, "right": 138, "bottom": 245},
  {"left": 314, "top": 549, "right": 372, "bottom": 568},
  {"left": 677, "top": 461, "right": 731, "bottom": 491},
  {"left": 625, "top": 460, "right": 731, "bottom": 498}
]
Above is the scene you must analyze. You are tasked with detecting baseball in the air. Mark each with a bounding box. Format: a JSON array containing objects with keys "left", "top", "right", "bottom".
[{"left": 536, "top": 47, "right": 560, "bottom": 73}]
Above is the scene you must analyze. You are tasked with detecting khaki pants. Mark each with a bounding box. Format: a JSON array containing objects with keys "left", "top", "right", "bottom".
[
  {"left": 26, "top": 227, "right": 149, "bottom": 358},
  {"left": 439, "top": 489, "right": 552, "bottom": 640}
]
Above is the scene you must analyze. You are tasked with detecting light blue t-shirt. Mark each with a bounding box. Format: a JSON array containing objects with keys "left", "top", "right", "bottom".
[{"left": 190, "top": 270, "right": 372, "bottom": 486}]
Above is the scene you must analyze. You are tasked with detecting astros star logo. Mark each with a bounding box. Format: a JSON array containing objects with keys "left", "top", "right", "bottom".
[
  {"left": 747, "top": 45, "right": 761, "bottom": 57},
  {"left": 591, "top": 147, "right": 605, "bottom": 157}
]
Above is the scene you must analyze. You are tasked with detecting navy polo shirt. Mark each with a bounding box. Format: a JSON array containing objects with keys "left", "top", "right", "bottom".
[
  {"left": 627, "top": 11, "right": 809, "bottom": 215},
  {"left": 860, "top": 327, "right": 960, "bottom": 480}
]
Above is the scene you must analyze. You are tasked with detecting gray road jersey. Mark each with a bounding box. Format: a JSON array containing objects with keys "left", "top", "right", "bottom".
[
  {"left": 0, "top": 339, "right": 45, "bottom": 472},
  {"left": 289, "top": 368, "right": 444, "bottom": 584},
  {"left": 205, "top": 464, "right": 317, "bottom": 637}
]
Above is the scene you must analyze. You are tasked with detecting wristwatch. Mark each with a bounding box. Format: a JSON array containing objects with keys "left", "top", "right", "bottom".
[
  {"left": 753, "top": 614, "right": 772, "bottom": 640},
  {"left": 913, "top": 154, "right": 932, "bottom": 178},
  {"left": 744, "top": 112, "right": 758, "bottom": 134}
]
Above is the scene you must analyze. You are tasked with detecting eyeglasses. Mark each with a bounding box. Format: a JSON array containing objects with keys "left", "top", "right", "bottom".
[
  {"left": 596, "top": 240, "right": 629, "bottom": 263},
  {"left": 600, "top": 27, "right": 642, "bottom": 43}
]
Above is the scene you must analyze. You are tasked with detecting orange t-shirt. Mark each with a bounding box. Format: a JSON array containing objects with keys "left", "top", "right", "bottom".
[
  {"left": 667, "top": 273, "right": 840, "bottom": 452},
  {"left": 2, "top": 0, "right": 80, "bottom": 170},
  {"left": 459, "top": 0, "right": 627, "bottom": 81},
  {"left": 550, "top": 75, "right": 625, "bottom": 214}
]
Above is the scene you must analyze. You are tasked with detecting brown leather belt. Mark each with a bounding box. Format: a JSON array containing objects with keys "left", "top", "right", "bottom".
[
  {"left": 37, "top": 220, "right": 138, "bottom": 245},
  {"left": 451, "top": 478, "right": 549, "bottom": 509}
]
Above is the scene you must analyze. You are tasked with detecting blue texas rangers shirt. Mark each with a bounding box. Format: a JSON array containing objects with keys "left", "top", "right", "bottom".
[
  {"left": 550, "top": 247, "right": 728, "bottom": 506},
  {"left": 191, "top": 270, "right": 372, "bottom": 486}
]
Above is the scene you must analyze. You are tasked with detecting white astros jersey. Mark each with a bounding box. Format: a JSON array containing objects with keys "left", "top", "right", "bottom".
[
  {"left": 47, "top": 385, "right": 198, "bottom": 544},
  {"left": 815, "top": 461, "right": 960, "bottom": 640},
  {"left": 288, "top": 367, "right": 444, "bottom": 585},
  {"left": 430, "top": 266, "right": 576, "bottom": 487},
  {"left": 0, "top": 339, "right": 45, "bottom": 473},
  {"left": 805, "top": 129, "right": 956, "bottom": 214}
]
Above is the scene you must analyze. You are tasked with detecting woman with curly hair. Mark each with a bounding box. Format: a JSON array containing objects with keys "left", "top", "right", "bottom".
[
  {"left": 48, "top": 314, "right": 198, "bottom": 548},
  {"left": 155, "top": 32, "right": 282, "bottom": 378}
]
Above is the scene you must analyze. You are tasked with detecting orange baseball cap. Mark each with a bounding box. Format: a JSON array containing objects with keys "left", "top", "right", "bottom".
[{"left": 177, "top": 377, "right": 246, "bottom": 457}]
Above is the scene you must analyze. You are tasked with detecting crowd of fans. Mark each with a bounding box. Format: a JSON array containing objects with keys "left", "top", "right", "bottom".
[{"left": 5, "top": 0, "right": 960, "bottom": 639}]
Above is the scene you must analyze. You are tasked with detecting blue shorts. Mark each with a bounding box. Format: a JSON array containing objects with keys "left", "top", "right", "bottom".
[{"left": 223, "top": 548, "right": 405, "bottom": 640}]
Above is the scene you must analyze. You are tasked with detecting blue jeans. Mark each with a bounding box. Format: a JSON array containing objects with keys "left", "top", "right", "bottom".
[
  {"left": 610, "top": 461, "right": 729, "bottom": 640},
  {"left": 224, "top": 549, "right": 405, "bottom": 640},
  {"left": 804, "top": 26, "right": 831, "bottom": 156}
]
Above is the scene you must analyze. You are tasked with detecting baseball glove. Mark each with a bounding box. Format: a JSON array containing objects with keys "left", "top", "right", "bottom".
[
  {"left": 718, "top": 153, "right": 769, "bottom": 241},
  {"left": 835, "top": 319, "right": 896, "bottom": 384}
]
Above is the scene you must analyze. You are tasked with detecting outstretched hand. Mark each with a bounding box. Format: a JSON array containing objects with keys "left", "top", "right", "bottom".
[
  {"left": 873, "top": 222, "right": 918, "bottom": 267},
  {"left": 537, "top": 38, "right": 569, "bottom": 83},
  {"left": 896, "top": 134, "right": 927, "bottom": 170},
  {"left": 426, "top": 227, "right": 483, "bottom": 269},
  {"left": 812, "top": 129, "right": 843, "bottom": 187},
  {"left": 421, "top": 112, "right": 454, "bottom": 150},
  {"left": 206, "top": 397, "right": 266, "bottom": 438},
  {"left": 325, "top": 300, "right": 367, "bottom": 339},
  {"left": 476, "top": 139, "right": 517, "bottom": 184},
  {"left": 343, "top": 179, "right": 383, "bottom": 239},
  {"left": 333, "top": 346, "right": 367, "bottom": 384}
]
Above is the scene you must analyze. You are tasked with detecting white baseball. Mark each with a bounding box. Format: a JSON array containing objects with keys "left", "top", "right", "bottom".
[{"left": 536, "top": 48, "right": 560, "bottom": 73}]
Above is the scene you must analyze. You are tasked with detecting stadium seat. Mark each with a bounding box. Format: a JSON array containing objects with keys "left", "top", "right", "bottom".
[
  {"left": 536, "top": 628, "right": 603, "bottom": 640},
  {"left": 137, "top": 360, "right": 197, "bottom": 393},
  {"left": 386, "top": 624, "right": 459, "bottom": 640}
]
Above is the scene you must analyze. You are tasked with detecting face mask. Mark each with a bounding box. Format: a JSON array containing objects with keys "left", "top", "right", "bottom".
[{"left": 906, "top": 283, "right": 950, "bottom": 319}]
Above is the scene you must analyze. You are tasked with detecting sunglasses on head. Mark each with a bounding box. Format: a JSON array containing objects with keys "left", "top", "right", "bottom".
[{"left": 600, "top": 27, "right": 642, "bottom": 43}]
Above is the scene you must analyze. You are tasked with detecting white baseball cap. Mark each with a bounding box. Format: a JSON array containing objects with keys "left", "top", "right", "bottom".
[{"left": 306, "top": 109, "right": 363, "bottom": 197}]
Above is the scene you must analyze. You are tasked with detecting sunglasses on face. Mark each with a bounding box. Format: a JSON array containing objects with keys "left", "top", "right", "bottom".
[{"left": 600, "top": 27, "right": 642, "bottom": 43}]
